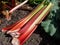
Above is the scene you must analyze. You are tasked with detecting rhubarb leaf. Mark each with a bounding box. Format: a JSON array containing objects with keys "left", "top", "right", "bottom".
[
  {"left": 41, "top": 0, "right": 60, "bottom": 38},
  {"left": 41, "top": 20, "right": 51, "bottom": 33},
  {"left": 41, "top": 20, "right": 56, "bottom": 36}
]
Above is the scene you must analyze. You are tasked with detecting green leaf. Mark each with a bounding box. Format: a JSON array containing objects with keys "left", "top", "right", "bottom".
[
  {"left": 41, "top": 20, "right": 51, "bottom": 33},
  {"left": 41, "top": 0, "right": 60, "bottom": 38},
  {"left": 41, "top": 20, "right": 56, "bottom": 36},
  {"left": 49, "top": 24, "right": 56, "bottom": 36}
]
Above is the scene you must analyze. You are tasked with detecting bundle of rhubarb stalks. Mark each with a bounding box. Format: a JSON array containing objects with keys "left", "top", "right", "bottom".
[{"left": 2, "top": 0, "right": 53, "bottom": 45}]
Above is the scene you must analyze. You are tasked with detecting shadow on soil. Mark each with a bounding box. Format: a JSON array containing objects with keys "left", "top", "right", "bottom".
[{"left": 34, "top": 24, "right": 60, "bottom": 45}]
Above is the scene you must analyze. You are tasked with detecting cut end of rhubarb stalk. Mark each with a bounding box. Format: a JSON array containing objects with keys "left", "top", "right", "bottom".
[
  {"left": 7, "top": 29, "right": 20, "bottom": 38},
  {"left": 7, "top": 29, "right": 19, "bottom": 34},
  {"left": 12, "top": 37, "right": 20, "bottom": 45},
  {"left": 10, "top": 32, "right": 20, "bottom": 38}
]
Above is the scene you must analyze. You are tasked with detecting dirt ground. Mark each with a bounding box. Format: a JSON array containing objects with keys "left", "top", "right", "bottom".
[{"left": 0, "top": 8, "right": 60, "bottom": 45}]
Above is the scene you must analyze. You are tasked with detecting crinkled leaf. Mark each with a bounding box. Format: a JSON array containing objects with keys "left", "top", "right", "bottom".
[
  {"left": 41, "top": 20, "right": 51, "bottom": 33},
  {"left": 41, "top": 0, "right": 60, "bottom": 37},
  {"left": 41, "top": 20, "right": 56, "bottom": 36},
  {"left": 49, "top": 24, "right": 56, "bottom": 36}
]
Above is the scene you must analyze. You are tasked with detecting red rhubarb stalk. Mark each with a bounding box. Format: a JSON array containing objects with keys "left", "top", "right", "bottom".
[
  {"left": 9, "top": 5, "right": 47, "bottom": 37},
  {"left": 20, "top": 25, "right": 38, "bottom": 45},
  {"left": 7, "top": 2, "right": 44, "bottom": 33},
  {"left": 18, "top": 6, "right": 47, "bottom": 35},
  {"left": 17, "top": 2, "right": 53, "bottom": 45},
  {"left": 2, "top": 18, "right": 25, "bottom": 32},
  {"left": 20, "top": 3, "right": 53, "bottom": 45}
]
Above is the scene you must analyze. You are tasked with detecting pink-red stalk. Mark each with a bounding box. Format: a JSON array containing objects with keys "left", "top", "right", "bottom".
[
  {"left": 21, "top": 3, "right": 53, "bottom": 45},
  {"left": 7, "top": 2, "right": 44, "bottom": 33},
  {"left": 20, "top": 25, "right": 38, "bottom": 45},
  {"left": 17, "top": 3, "right": 53, "bottom": 45},
  {"left": 17, "top": 6, "right": 47, "bottom": 35},
  {"left": 2, "top": 18, "right": 25, "bottom": 32},
  {"left": 9, "top": 0, "right": 28, "bottom": 13}
]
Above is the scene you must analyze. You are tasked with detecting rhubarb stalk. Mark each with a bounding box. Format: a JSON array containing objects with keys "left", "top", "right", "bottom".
[
  {"left": 9, "top": 0, "right": 28, "bottom": 13},
  {"left": 2, "top": 17, "right": 25, "bottom": 32},
  {"left": 7, "top": 2, "right": 44, "bottom": 33},
  {"left": 17, "top": 2, "right": 53, "bottom": 45},
  {"left": 9, "top": 5, "right": 47, "bottom": 37},
  {"left": 20, "top": 3, "right": 53, "bottom": 45},
  {"left": 18, "top": 5, "right": 47, "bottom": 35}
]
